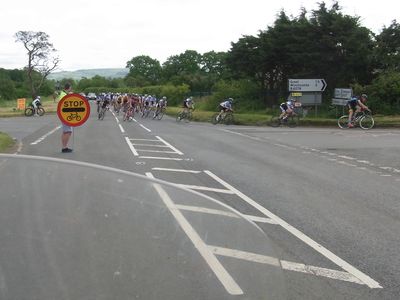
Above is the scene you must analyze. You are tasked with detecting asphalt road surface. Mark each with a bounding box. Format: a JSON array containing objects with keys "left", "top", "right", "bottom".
[{"left": 1, "top": 105, "right": 399, "bottom": 299}]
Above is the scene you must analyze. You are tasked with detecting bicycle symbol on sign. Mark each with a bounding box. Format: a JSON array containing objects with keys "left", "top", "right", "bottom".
[{"left": 66, "top": 112, "right": 82, "bottom": 122}]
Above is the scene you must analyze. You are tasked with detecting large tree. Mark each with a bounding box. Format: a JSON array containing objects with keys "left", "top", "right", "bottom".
[
  {"left": 15, "top": 31, "right": 60, "bottom": 99},
  {"left": 126, "top": 55, "right": 162, "bottom": 86}
]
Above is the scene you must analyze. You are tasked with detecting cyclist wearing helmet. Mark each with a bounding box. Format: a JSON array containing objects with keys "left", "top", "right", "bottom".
[
  {"left": 32, "top": 96, "right": 42, "bottom": 116},
  {"left": 183, "top": 97, "right": 194, "bottom": 113},
  {"left": 347, "top": 94, "right": 369, "bottom": 128},
  {"left": 217, "top": 98, "right": 234, "bottom": 121},
  {"left": 279, "top": 98, "right": 296, "bottom": 120}
]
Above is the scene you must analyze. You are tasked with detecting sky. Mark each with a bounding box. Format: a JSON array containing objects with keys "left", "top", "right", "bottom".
[{"left": 1, "top": 0, "right": 398, "bottom": 71}]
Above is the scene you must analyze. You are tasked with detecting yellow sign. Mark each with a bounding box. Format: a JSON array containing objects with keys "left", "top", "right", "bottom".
[
  {"left": 57, "top": 93, "right": 90, "bottom": 127},
  {"left": 291, "top": 92, "right": 302, "bottom": 97},
  {"left": 17, "top": 98, "right": 26, "bottom": 110}
]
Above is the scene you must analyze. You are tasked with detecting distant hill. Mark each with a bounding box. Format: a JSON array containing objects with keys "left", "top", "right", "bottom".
[{"left": 48, "top": 68, "right": 129, "bottom": 80}]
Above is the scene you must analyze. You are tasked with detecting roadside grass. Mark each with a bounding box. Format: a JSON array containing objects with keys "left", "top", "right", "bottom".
[
  {"left": 165, "top": 106, "right": 400, "bottom": 127},
  {"left": 0, "top": 132, "right": 15, "bottom": 153},
  {"left": 0, "top": 96, "right": 58, "bottom": 117}
]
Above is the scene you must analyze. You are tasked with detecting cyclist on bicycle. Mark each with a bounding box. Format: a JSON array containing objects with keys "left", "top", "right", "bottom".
[
  {"left": 156, "top": 96, "right": 167, "bottom": 114},
  {"left": 31, "top": 96, "right": 42, "bottom": 116},
  {"left": 347, "top": 94, "right": 369, "bottom": 128},
  {"left": 216, "top": 98, "right": 233, "bottom": 121},
  {"left": 183, "top": 96, "right": 194, "bottom": 113},
  {"left": 279, "top": 98, "right": 296, "bottom": 120}
]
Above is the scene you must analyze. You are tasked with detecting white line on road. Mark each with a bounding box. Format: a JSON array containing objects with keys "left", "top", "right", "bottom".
[
  {"left": 30, "top": 126, "right": 61, "bottom": 145},
  {"left": 156, "top": 136, "right": 184, "bottom": 155},
  {"left": 220, "top": 129, "right": 263, "bottom": 141},
  {"left": 274, "top": 143, "right": 297, "bottom": 150},
  {"left": 146, "top": 172, "right": 243, "bottom": 295},
  {"left": 177, "top": 184, "right": 235, "bottom": 194},
  {"left": 203, "top": 170, "right": 382, "bottom": 289},
  {"left": 119, "top": 124, "right": 125, "bottom": 133},
  {"left": 152, "top": 168, "right": 202, "bottom": 174},
  {"left": 139, "top": 156, "right": 183, "bottom": 161},
  {"left": 136, "top": 149, "right": 179, "bottom": 154},
  {"left": 125, "top": 137, "right": 138, "bottom": 156},
  {"left": 132, "top": 144, "right": 169, "bottom": 148},
  {"left": 139, "top": 124, "right": 152, "bottom": 132},
  {"left": 210, "top": 245, "right": 366, "bottom": 285},
  {"left": 171, "top": 204, "right": 277, "bottom": 224},
  {"left": 130, "top": 138, "right": 159, "bottom": 141}
]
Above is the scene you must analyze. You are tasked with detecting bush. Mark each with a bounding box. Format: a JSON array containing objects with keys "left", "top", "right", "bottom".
[{"left": 204, "top": 79, "right": 263, "bottom": 111}]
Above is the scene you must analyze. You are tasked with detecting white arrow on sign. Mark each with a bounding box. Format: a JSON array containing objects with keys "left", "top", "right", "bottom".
[{"left": 288, "top": 79, "right": 327, "bottom": 92}]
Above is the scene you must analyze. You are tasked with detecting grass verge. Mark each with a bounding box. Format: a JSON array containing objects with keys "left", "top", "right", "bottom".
[
  {"left": 0, "top": 96, "right": 58, "bottom": 117},
  {"left": 0, "top": 132, "right": 15, "bottom": 153}
]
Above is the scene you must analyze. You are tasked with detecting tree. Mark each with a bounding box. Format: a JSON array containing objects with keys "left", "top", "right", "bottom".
[
  {"left": 15, "top": 31, "right": 60, "bottom": 99},
  {"left": 374, "top": 20, "right": 400, "bottom": 72},
  {"left": 126, "top": 55, "right": 162, "bottom": 86}
]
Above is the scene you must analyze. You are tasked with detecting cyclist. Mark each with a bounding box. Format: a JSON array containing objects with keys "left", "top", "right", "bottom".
[
  {"left": 347, "top": 94, "right": 369, "bottom": 128},
  {"left": 31, "top": 96, "right": 42, "bottom": 116},
  {"left": 216, "top": 98, "right": 233, "bottom": 121},
  {"left": 183, "top": 96, "right": 195, "bottom": 113},
  {"left": 279, "top": 98, "right": 296, "bottom": 120},
  {"left": 155, "top": 96, "right": 167, "bottom": 116}
]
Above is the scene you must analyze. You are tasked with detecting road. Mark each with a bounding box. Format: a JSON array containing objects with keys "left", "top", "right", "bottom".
[{"left": 1, "top": 105, "right": 400, "bottom": 299}]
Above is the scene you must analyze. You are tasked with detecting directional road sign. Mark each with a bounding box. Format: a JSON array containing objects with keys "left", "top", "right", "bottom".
[
  {"left": 57, "top": 93, "right": 90, "bottom": 127},
  {"left": 289, "top": 79, "right": 327, "bottom": 92}
]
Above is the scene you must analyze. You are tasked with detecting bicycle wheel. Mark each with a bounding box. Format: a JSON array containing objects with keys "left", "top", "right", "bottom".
[
  {"left": 24, "top": 107, "right": 34, "bottom": 117},
  {"left": 184, "top": 111, "right": 192, "bottom": 123},
  {"left": 337, "top": 115, "right": 349, "bottom": 129},
  {"left": 224, "top": 113, "right": 234, "bottom": 125},
  {"left": 76, "top": 115, "right": 81, "bottom": 121},
  {"left": 176, "top": 112, "right": 183, "bottom": 122},
  {"left": 37, "top": 107, "right": 45, "bottom": 116},
  {"left": 287, "top": 115, "right": 299, "bottom": 128},
  {"left": 67, "top": 116, "right": 72, "bottom": 121},
  {"left": 211, "top": 113, "right": 220, "bottom": 125},
  {"left": 157, "top": 110, "right": 164, "bottom": 120},
  {"left": 360, "top": 115, "right": 374, "bottom": 130},
  {"left": 270, "top": 116, "right": 281, "bottom": 127}
]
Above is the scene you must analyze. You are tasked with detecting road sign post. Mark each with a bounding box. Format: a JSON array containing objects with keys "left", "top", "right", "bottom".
[{"left": 57, "top": 93, "right": 90, "bottom": 127}]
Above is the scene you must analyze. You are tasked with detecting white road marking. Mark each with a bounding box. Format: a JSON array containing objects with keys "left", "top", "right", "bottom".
[
  {"left": 139, "top": 124, "right": 152, "bottom": 132},
  {"left": 125, "top": 137, "right": 138, "bottom": 156},
  {"left": 15, "top": 140, "right": 23, "bottom": 154},
  {"left": 118, "top": 124, "right": 125, "bottom": 133},
  {"left": 338, "top": 155, "right": 356, "bottom": 160},
  {"left": 244, "top": 215, "right": 278, "bottom": 224},
  {"left": 132, "top": 118, "right": 138, "bottom": 123},
  {"left": 177, "top": 184, "right": 235, "bottom": 194},
  {"left": 280, "top": 261, "right": 365, "bottom": 285},
  {"left": 139, "top": 156, "right": 183, "bottom": 161},
  {"left": 146, "top": 172, "right": 243, "bottom": 295},
  {"left": 136, "top": 149, "right": 178, "bottom": 154},
  {"left": 131, "top": 144, "right": 169, "bottom": 148},
  {"left": 274, "top": 143, "right": 297, "bottom": 150},
  {"left": 203, "top": 170, "right": 382, "bottom": 289},
  {"left": 130, "top": 138, "right": 159, "bottom": 141},
  {"left": 380, "top": 174, "right": 392, "bottom": 177},
  {"left": 220, "top": 129, "right": 263, "bottom": 141},
  {"left": 152, "top": 167, "right": 202, "bottom": 174},
  {"left": 30, "top": 126, "right": 61, "bottom": 145},
  {"left": 210, "top": 246, "right": 365, "bottom": 285},
  {"left": 171, "top": 204, "right": 277, "bottom": 224},
  {"left": 156, "top": 136, "right": 184, "bottom": 155},
  {"left": 175, "top": 204, "right": 239, "bottom": 218}
]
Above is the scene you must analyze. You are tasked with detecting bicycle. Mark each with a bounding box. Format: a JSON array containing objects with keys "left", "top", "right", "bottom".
[
  {"left": 338, "top": 109, "right": 374, "bottom": 130},
  {"left": 211, "top": 111, "right": 234, "bottom": 125},
  {"left": 141, "top": 106, "right": 151, "bottom": 118},
  {"left": 153, "top": 107, "right": 166, "bottom": 120},
  {"left": 98, "top": 106, "right": 107, "bottom": 120},
  {"left": 25, "top": 104, "right": 45, "bottom": 117},
  {"left": 123, "top": 107, "right": 134, "bottom": 122},
  {"left": 270, "top": 113, "right": 299, "bottom": 128},
  {"left": 176, "top": 109, "right": 193, "bottom": 122}
]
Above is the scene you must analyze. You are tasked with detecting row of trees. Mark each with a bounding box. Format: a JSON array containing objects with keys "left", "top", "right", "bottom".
[{"left": 3, "top": 2, "right": 399, "bottom": 113}]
